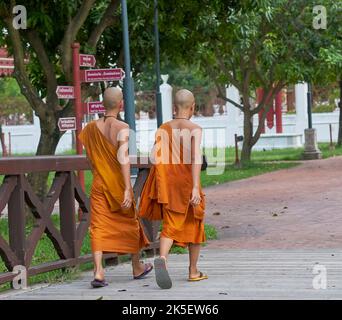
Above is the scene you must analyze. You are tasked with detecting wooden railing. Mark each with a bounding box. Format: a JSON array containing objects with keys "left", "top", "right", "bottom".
[{"left": 0, "top": 156, "right": 159, "bottom": 285}]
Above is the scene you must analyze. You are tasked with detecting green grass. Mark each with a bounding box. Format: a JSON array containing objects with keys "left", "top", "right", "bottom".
[
  {"left": 201, "top": 161, "right": 299, "bottom": 188},
  {"left": 204, "top": 143, "right": 342, "bottom": 163},
  {"left": 47, "top": 170, "right": 93, "bottom": 195},
  {"left": 320, "top": 143, "right": 342, "bottom": 159},
  {"left": 204, "top": 224, "right": 218, "bottom": 241},
  {"left": 0, "top": 214, "right": 92, "bottom": 292}
]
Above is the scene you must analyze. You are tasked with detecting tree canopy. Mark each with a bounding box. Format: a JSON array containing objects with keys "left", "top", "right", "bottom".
[
  {"left": 153, "top": 0, "right": 341, "bottom": 160},
  {"left": 0, "top": 77, "right": 32, "bottom": 124},
  {"left": 0, "top": 0, "right": 341, "bottom": 164}
]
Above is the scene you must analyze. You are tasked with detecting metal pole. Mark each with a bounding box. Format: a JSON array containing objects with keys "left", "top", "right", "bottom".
[
  {"left": 8, "top": 132, "right": 11, "bottom": 156},
  {"left": 154, "top": 0, "right": 163, "bottom": 127},
  {"left": 71, "top": 42, "right": 85, "bottom": 190},
  {"left": 307, "top": 82, "right": 313, "bottom": 129},
  {"left": 121, "top": 0, "right": 137, "bottom": 157},
  {"left": 234, "top": 134, "right": 239, "bottom": 166},
  {"left": 329, "top": 123, "right": 334, "bottom": 150}
]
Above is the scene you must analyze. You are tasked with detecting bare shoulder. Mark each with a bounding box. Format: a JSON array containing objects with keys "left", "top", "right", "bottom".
[
  {"left": 189, "top": 122, "right": 202, "bottom": 132},
  {"left": 161, "top": 120, "right": 174, "bottom": 128},
  {"left": 110, "top": 119, "right": 129, "bottom": 131},
  {"left": 108, "top": 120, "right": 128, "bottom": 142}
]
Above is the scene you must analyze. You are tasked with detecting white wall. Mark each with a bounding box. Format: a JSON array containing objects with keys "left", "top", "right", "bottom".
[
  {"left": 135, "top": 110, "right": 340, "bottom": 153},
  {"left": 1, "top": 114, "right": 72, "bottom": 155},
  {"left": 0, "top": 110, "right": 340, "bottom": 155}
]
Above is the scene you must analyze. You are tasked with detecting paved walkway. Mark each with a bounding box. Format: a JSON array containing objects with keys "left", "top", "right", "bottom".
[
  {"left": 205, "top": 156, "right": 342, "bottom": 249},
  {"left": 1, "top": 156, "right": 342, "bottom": 300},
  {"left": 1, "top": 249, "right": 341, "bottom": 300}
]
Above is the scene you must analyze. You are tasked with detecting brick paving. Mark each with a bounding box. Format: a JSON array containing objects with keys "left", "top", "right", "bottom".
[{"left": 204, "top": 156, "right": 342, "bottom": 249}]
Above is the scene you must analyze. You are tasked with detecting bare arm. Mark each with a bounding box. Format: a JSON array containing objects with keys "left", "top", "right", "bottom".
[
  {"left": 150, "top": 127, "right": 163, "bottom": 164},
  {"left": 117, "top": 126, "right": 133, "bottom": 209},
  {"left": 190, "top": 128, "right": 202, "bottom": 206}
]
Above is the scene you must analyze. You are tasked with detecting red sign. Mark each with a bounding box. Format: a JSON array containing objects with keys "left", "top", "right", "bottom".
[
  {"left": 56, "top": 86, "right": 75, "bottom": 99},
  {"left": 58, "top": 117, "right": 76, "bottom": 131},
  {"left": 87, "top": 101, "right": 106, "bottom": 114},
  {"left": 0, "top": 48, "right": 14, "bottom": 76},
  {"left": 79, "top": 54, "right": 96, "bottom": 67},
  {"left": 82, "top": 68, "right": 125, "bottom": 82}
]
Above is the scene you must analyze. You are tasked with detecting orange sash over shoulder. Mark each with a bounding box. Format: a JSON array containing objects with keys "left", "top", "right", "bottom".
[
  {"left": 79, "top": 121, "right": 133, "bottom": 214},
  {"left": 139, "top": 123, "right": 205, "bottom": 221},
  {"left": 79, "top": 121, "right": 149, "bottom": 253}
]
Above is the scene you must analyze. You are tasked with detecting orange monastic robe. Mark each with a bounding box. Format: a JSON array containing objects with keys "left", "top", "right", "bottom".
[
  {"left": 79, "top": 121, "right": 149, "bottom": 253},
  {"left": 139, "top": 123, "right": 206, "bottom": 247}
]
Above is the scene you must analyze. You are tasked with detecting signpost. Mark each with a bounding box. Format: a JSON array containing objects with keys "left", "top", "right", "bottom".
[
  {"left": 58, "top": 117, "right": 76, "bottom": 131},
  {"left": 0, "top": 48, "right": 14, "bottom": 77},
  {"left": 71, "top": 43, "right": 84, "bottom": 192},
  {"left": 56, "top": 86, "right": 75, "bottom": 99},
  {"left": 81, "top": 68, "right": 125, "bottom": 82},
  {"left": 87, "top": 101, "right": 105, "bottom": 114},
  {"left": 79, "top": 54, "right": 96, "bottom": 67},
  {"left": 55, "top": 44, "right": 126, "bottom": 191}
]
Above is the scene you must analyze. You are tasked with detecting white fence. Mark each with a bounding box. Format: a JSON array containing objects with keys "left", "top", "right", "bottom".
[
  {"left": 1, "top": 115, "right": 72, "bottom": 154},
  {"left": 136, "top": 111, "right": 340, "bottom": 153},
  {"left": 1, "top": 110, "right": 340, "bottom": 155}
]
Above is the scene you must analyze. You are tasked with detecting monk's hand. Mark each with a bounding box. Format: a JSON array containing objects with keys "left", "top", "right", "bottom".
[
  {"left": 121, "top": 189, "right": 133, "bottom": 209},
  {"left": 190, "top": 187, "right": 201, "bottom": 207}
]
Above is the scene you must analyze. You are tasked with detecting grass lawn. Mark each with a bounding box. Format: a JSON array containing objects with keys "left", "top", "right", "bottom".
[
  {"left": 0, "top": 215, "right": 92, "bottom": 292},
  {"left": 201, "top": 161, "right": 299, "bottom": 187},
  {"left": 204, "top": 143, "right": 342, "bottom": 163}
]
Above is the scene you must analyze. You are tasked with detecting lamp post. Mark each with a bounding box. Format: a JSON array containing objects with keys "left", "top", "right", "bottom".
[
  {"left": 121, "top": 0, "right": 137, "bottom": 156},
  {"left": 154, "top": 0, "right": 163, "bottom": 127},
  {"left": 302, "top": 82, "right": 322, "bottom": 159},
  {"left": 307, "top": 82, "right": 313, "bottom": 129}
]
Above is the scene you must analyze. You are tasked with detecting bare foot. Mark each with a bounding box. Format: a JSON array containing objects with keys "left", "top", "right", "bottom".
[
  {"left": 133, "top": 261, "right": 152, "bottom": 277},
  {"left": 94, "top": 269, "right": 105, "bottom": 281},
  {"left": 189, "top": 267, "right": 200, "bottom": 279}
]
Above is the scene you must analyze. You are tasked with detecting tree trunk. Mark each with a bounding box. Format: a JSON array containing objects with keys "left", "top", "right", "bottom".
[
  {"left": 240, "top": 110, "right": 253, "bottom": 163},
  {"left": 337, "top": 79, "right": 342, "bottom": 146},
  {"left": 28, "top": 119, "right": 61, "bottom": 199}
]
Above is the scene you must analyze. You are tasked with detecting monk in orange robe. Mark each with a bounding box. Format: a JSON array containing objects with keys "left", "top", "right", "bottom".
[
  {"left": 79, "top": 87, "right": 152, "bottom": 288},
  {"left": 139, "top": 89, "right": 207, "bottom": 289}
]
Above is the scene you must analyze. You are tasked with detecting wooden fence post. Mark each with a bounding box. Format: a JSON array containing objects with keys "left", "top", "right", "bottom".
[
  {"left": 8, "top": 175, "right": 26, "bottom": 266},
  {"left": 59, "top": 172, "right": 76, "bottom": 258}
]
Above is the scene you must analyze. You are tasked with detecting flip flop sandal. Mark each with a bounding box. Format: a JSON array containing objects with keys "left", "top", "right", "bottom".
[
  {"left": 133, "top": 263, "right": 154, "bottom": 280},
  {"left": 188, "top": 272, "right": 208, "bottom": 282},
  {"left": 154, "top": 257, "right": 172, "bottom": 289},
  {"left": 91, "top": 278, "right": 109, "bottom": 288}
]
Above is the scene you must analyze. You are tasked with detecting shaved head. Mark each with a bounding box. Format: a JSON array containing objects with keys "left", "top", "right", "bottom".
[
  {"left": 103, "top": 87, "right": 123, "bottom": 110},
  {"left": 175, "top": 89, "right": 195, "bottom": 110}
]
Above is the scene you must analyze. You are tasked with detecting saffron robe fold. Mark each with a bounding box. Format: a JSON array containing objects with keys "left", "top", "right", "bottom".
[
  {"left": 79, "top": 121, "right": 149, "bottom": 253},
  {"left": 139, "top": 123, "right": 206, "bottom": 247}
]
